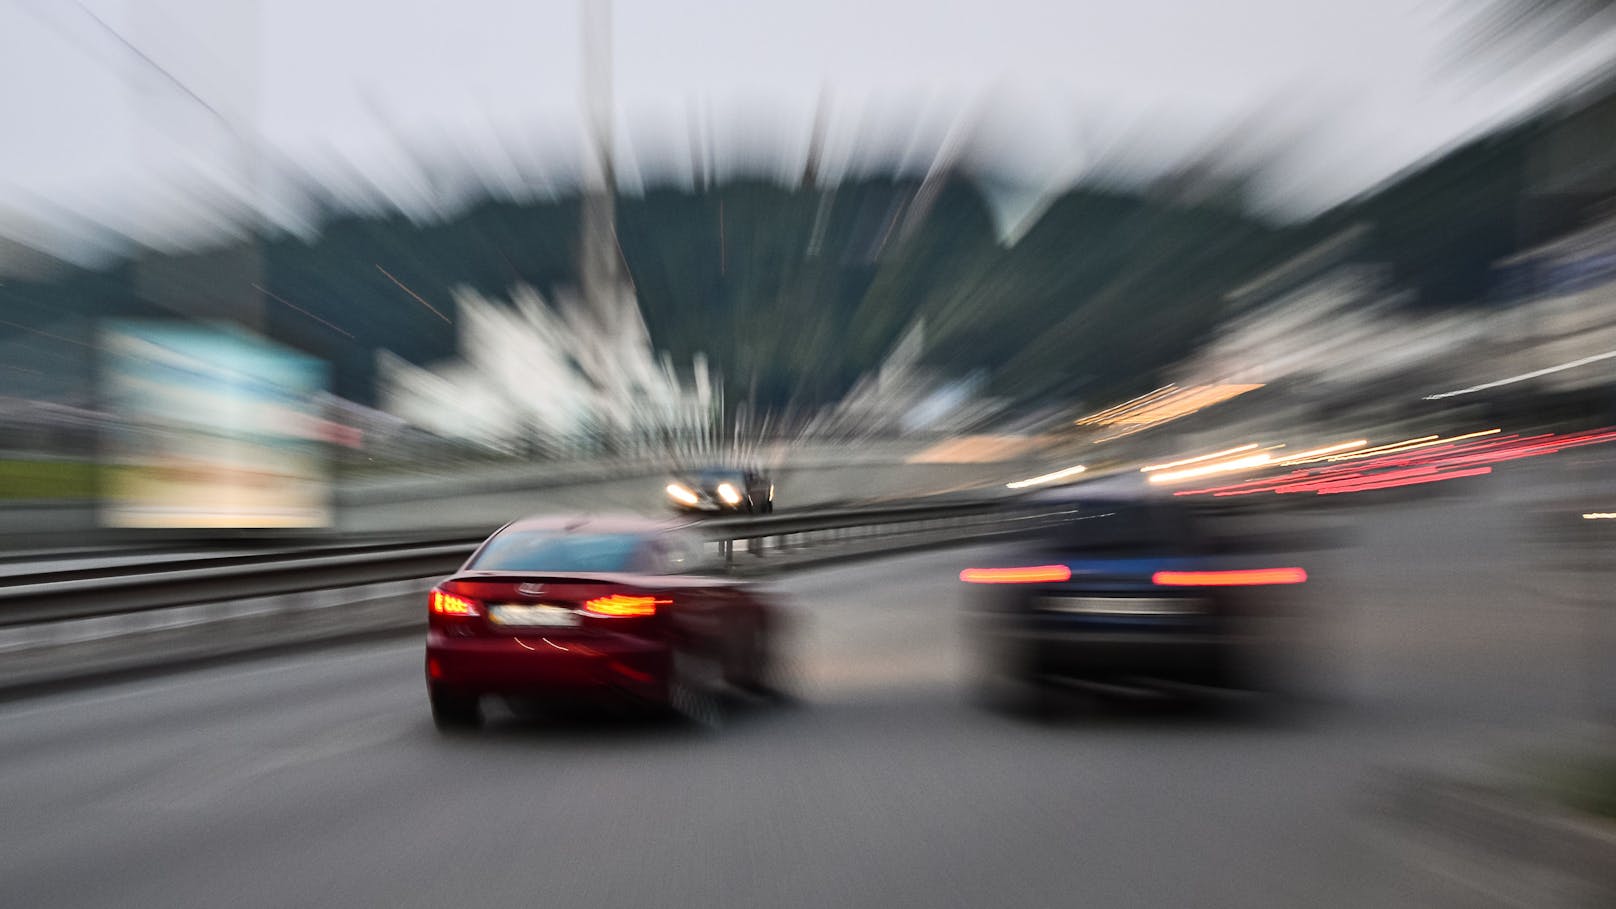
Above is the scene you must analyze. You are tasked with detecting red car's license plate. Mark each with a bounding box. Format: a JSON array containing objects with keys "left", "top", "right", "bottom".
[{"left": 488, "top": 604, "right": 580, "bottom": 627}]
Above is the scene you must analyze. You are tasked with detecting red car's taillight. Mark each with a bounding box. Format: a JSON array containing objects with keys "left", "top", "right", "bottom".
[
  {"left": 430, "top": 589, "right": 482, "bottom": 616},
  {"left": 581, "top": 594, "right": 669, "bottom": 618},
  {"left": 1152, "top": 568, "right": 1307, "bottom": 587},
  {"left": 959, "top": 565, "right": 1073, "bottom": 584}
]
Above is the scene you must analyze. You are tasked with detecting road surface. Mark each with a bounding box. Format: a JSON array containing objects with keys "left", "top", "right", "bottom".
[{"left": 0, "top": 480, "right": 1605, "bottom": 908}]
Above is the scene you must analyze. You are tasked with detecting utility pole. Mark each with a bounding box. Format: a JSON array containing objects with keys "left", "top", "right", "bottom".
[
  {"left": 577, "top": 0, "right": 639, "bottom": 451},
  {"left": 579, "top": 0, "right": 623, "bottom": 332}
]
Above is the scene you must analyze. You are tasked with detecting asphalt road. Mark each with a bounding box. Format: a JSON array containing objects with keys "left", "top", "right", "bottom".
[{"left": 1, "top": 479, "right": 1608, "bottom": 908}]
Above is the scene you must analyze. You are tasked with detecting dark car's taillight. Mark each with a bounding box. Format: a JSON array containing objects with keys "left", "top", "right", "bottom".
[
  {"left": 1151, "top": 568, "right": 1306, "bottom": 587},
  {"left": 960, "top": 565, "right": 1072, "bottom": 584}
]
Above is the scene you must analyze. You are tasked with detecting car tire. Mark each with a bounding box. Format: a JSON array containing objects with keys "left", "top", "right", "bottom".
[
  {"left": 738, "top": 622, "right": 795, "bottom": 703},
  {"left": 430, "top": 688, "right": 482, "bottom": 732},
  {"left": 667, "top": 649, "right": 726, "bottom": 731},
  {"left": 967, "top": 638, "right": 1057, "bottom": 719},
  {"left": 972, "top": 668, "right": 1057, "bottom": 719}
]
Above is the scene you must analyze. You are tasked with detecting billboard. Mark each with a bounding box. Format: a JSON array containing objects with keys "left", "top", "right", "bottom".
[{"left": 99, "top": 322, "right": 331, "bottom": 529}]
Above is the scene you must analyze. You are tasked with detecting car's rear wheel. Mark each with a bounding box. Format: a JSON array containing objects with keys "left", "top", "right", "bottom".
[
  {"left": 667, "top": 649, "right": 726, "bottom": 730},
  {"left": 736, "top": 621, "right": 794, "bottom": 702},
  {"left": 967, "top": 637, "right": 1057, "bottom": 719},
  {"left": 972, "top": 667, "right": 1058, "bottom": 719},
  {"left": 429, "top": 687, "right": 482, "bottom": 732}
]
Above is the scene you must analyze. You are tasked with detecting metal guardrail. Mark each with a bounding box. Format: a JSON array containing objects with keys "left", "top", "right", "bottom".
[
  {"left": 0, "top": 541, "right": 485, "bottom": 629},
  {"left": 0, "top": 533, "right": 493, "bottom": 587},
  {"left": 699, "top": 499, "right": 1024, "bottom": 566},
  {"left": 0, "top": 498, "right": 1048, "bottom": 631}
]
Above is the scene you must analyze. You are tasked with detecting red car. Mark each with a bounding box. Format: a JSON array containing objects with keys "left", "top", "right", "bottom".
[{"left": 425, "top": 515, "right": 782, "bottom": 732}]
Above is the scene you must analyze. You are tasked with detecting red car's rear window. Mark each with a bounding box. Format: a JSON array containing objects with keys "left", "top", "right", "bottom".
[{"left": 469, "top": 532, "right": 648, "bottom": 573}]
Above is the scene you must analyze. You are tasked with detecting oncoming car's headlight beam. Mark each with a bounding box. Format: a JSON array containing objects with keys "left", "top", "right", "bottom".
[
  {"left": 1007, "top": 465, "right": 1086, "bottom": 489},
  {"left": 1147, "top": 453, "right": 1273, "bottom": 485},
  {"left": 1141, "top": 444, "right": 1261, "bottom": 473}
]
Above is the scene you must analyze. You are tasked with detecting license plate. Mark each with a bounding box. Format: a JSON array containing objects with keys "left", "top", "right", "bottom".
[
  {"left": 488, "top": 604, "right": 580, "bottom": 627},
  {"left": 1036, "top": 596, "right": 1206, "bottom": 616}
]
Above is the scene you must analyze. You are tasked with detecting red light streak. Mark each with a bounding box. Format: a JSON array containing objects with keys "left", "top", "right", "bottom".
[
  {"left": 1313, "top": 466, "right": 1492, "bottom": 495},
  {"left": 1168, "top": 427, "right": 1616, "bottom": 498}
]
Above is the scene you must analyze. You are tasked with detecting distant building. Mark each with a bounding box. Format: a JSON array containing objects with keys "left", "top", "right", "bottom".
[
  {"left": 376, "top": 284, "right": 711, "bottom": 455},
  {"left": 1477, "top": 212, "right": 1616, "bottom": 395},
  {"left": 1182, "top": 228, "right": 1455, "bottom": 390},
  {"left": 378, "top": 3, "right": 715, "bottom": 457}
]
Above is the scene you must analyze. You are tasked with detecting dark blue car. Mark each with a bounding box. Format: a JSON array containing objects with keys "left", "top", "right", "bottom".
[{"left": 961, "top": 485, "right": 1308, "bottom": 714}]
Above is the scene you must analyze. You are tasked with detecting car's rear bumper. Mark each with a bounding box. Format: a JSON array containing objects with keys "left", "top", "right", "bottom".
[
  {"left": 985, "top": 628, "right": 1257, "bottom": 683},
  {"left": 426, "top": 632, "right": 670, "bottom": 700}
]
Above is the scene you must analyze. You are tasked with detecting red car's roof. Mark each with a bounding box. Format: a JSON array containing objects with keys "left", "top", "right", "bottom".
[{"left": 502, "top": 513, "right": 691, "bottom": 535}]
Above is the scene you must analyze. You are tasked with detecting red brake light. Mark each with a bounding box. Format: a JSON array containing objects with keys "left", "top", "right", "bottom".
[
  {"left": 582, "top": 594, "right": 669, "bottom": 618},
  {"left": 960, "top": 565, "right": 1072, "bottom": 584},
  {"left": 430, "top": 589, "right": 482, "bottom": 616},
  {"left": 1152, "top": 568, "right": 1307, "bottom": 587}
]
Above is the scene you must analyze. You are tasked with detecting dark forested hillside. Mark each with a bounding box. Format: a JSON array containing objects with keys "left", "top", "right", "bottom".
[
  {"left": 1, "top": 120, "right": 1550, "bottom": 414},
  {"left": 0, "top": 173, "right": 1294, "bottom": 411}
]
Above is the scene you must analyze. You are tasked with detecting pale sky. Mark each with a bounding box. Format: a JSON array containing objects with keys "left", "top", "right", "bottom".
[{"left": 2, "top": 0, "right": 1614, "bottom": 268}]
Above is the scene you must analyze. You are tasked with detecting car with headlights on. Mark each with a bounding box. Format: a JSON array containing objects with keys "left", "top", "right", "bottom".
[
  {"left": 961, "top": 486, "right": 1308, "bottom": 714},
  {"left": 665, "top": 466, "right": 773, "bottom": 514},
  {"left": 425, "top": 515, "right": 783, "bottom": 731}
]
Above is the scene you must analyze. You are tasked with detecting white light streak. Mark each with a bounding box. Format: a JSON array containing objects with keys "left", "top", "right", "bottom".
[
  {"left": 1141, "top": 444, "right": 1261, "bottom": 473},
  {"left": 1425, "top": 349, "right": 1616, "bottom": 400},
  {"left": 1007, "top": 465, "right": 1087, "bottom": 489}
]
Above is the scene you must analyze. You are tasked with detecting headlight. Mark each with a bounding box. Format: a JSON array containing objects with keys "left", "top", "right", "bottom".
[
  {"left": 666, "top": 483, "right": 699, "bottom": 506},
  {"left": 716, "top": 482, "right": 742, "bottom": 505}
]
